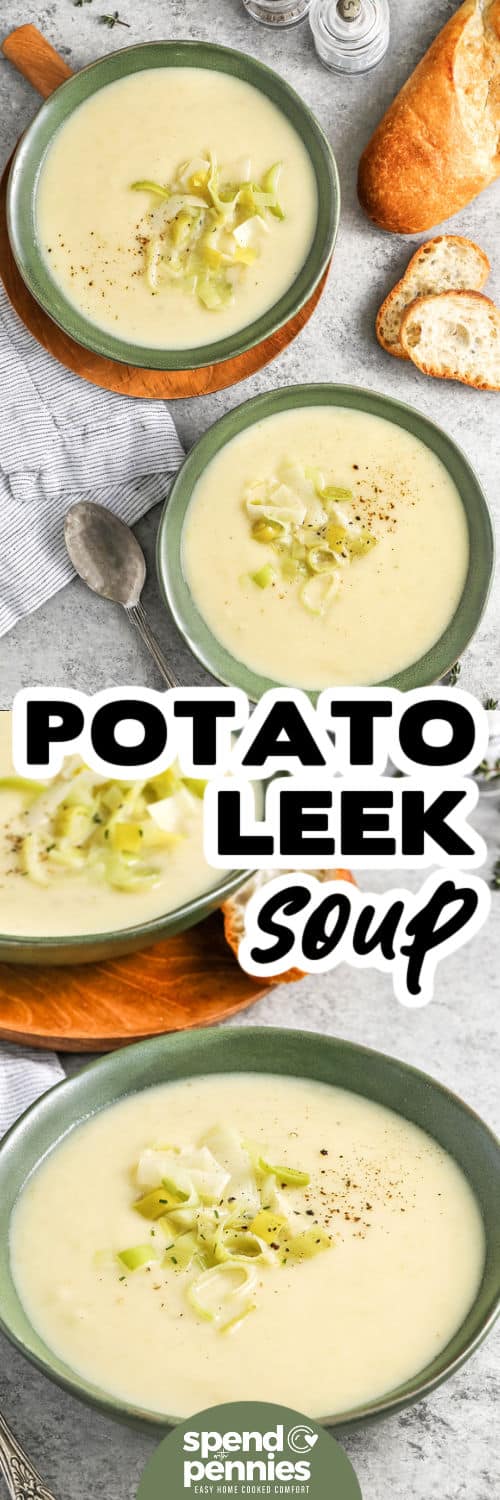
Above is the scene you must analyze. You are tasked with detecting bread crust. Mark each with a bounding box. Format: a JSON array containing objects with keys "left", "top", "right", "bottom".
[
  {"left": 358, "top": 1, "right": 500, "bottom": 233},
  {"left": 222, "top": 868, "right": 356, "bottom": 985},
  {"left": 376, "top": 234, "right": 491, "bottom": 358},
  {"left": 400, "top": 289, "right": 500, "bottom": 389}
]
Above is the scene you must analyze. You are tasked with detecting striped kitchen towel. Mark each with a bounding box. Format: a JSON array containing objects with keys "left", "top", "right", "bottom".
[
  {"left": 0, "top": 283, "right": 185, "bottom": 637},
  {"left": 0, "top": 1043, "right": 64, "bottom": 1137}
]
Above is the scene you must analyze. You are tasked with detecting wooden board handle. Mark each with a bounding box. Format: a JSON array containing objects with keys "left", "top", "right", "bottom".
[{"left": 2, "top": 24, "right": 73, "bottom": 98}]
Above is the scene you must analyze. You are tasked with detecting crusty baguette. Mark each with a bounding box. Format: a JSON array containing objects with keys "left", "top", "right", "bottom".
[
  {"left": 400, "top": 290, "right": 500, "bottom": 389},
  {"left": 376, "top": 236, "right": 490, "bottom": 359},
  {"left": 358, "top": 0, "right": 500, "bottom": 233}
]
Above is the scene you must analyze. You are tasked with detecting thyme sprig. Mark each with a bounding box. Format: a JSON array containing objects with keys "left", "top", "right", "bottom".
[
  {"left": 100, "top": 10, "right": 130, "bottom": 25},
  {"left": 447, "top": 661, "right": 461, "bottom": 687}
]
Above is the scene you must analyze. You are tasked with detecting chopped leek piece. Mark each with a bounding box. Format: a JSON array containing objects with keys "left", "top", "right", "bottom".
[
  {"left": 145, "top": 236, "right": 163, "bottom": 292},
  {"left": 325, "top": 521, "right": 348, "bottom": 550},
  {"left": 20, "top": 832, "right": 49, "bottom": 886},
  {"left": 250, "top": 565, "right": 276, "bottom": 590},
  {"left": 170, "top": 209, "right": 197, "bottom": 248},
  {"left": 109, "top": 820, "right": 144, "bottom": 854},
  {"left": 249, "top": 1209, "right": 289, "bottom": 1245},
  {"left": 320, "top": 485, "right": 354, "bottom": 504},
  {"left": 135, "top": 1187, "right": 182, "bottom": 1219},
  {"left": 252, "top": 518, "right": 285, "bottom": 544},
  {"left": 214, "top": 1226, "right": 274, "bottom": 1264},
  {"left": 197, "top": 274, "right": 229, "bottom": 310},
  {"left": 181, "top": 777, "right": 207, "bottom": 800},
  {"left": 53, "top": 804, "right": 93, "bottom": 845},
  {"left": 131, "top": 180, "right": 170, "bottom": 200},
  {"left": 140, "top": 821, "right": 182, "bottom": 849},
  {"left": 0, "top": 776, "right": 47, "bottom": 796},
  {"left": 148, "top": 769, "right": 182, "bottom": 800},
  {"left": 117, "top": 1245, "right": 160, "bottom": 1271},
  {"left": 301, "top": 573, "right": 339, "bottom": 615},
  {"left": 104, "top": 856, "right": 161, "bottom": 892},
  {"left": 288, "top": 1227, "right": 332, "bottom": 1258},
  {"left": 258, "top": 1159, "right": 310, "bottom": 1188},
  {"left": 281, "top": 556, "right": 306, "bottom": 581},
  {"left": 306, "top": 544, "right": 338, "bottom": 575},
  {"left": 260, "top": 161, "right": 284, "bottom": 218},
  {"left": 347, "top": 528, "right": 378, "bottom": 556},
  {"left": 188, "top": 1260, "right": 257, "bottom": 1330}
]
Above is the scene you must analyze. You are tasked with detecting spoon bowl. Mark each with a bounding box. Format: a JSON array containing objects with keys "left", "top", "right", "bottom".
[
  {"left": 64, "top": 501, "right": 178, "bottom": 688},
  {"left": 64, "top": 501, "right": 146, "bottom": 608}
]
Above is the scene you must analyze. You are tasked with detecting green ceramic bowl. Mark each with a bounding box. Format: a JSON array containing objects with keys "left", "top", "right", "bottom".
[
  {"left": 157, "top": 383, "right": 494, "bottom": 701},
  {"left": 0, "top": 1026, "right": 498, "bottom": 1431},
  {"left": 7, "top": 42, "right": 339, "bottom": 370},
  {"left": 0, "top": 866, "right": 247, "bottom": 967}
]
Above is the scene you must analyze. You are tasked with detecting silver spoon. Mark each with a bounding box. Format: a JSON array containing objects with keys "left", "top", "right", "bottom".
[
  {"left": 64, "top": 501, "right": 178, "bottom": 689},
  {"left": 0, "top": 1411, "right": 56, "bottom": 1500}
]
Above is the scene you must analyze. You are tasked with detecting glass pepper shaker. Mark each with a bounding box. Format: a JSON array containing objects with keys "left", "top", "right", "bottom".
[
  {"left": 241, "top": 0, "right": 311, "bottom": 28},
  {"left": 309, "top": 0, "right": 390, "bottom": 72}
]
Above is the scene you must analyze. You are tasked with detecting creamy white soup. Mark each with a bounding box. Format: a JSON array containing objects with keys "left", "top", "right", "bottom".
[
  {"left": 0, "top": 714, "right": 219, "bottom": 937},
  {"left": 36, "top": 68, "right": 318, "bottom": 348},
  {"left": 182, "top": 406, "right": 470, "bottom": 689},
  {"left": 11, "top": 1073, "right": 485, "bottom": 1418}
]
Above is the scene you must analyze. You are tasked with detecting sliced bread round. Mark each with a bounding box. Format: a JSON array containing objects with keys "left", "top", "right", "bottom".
[
  {"left": 400, "top": 291, "right": 500, "bottom": 390},
  {"left": 376, "top": 236, "right": 490, "bottom": 360}
]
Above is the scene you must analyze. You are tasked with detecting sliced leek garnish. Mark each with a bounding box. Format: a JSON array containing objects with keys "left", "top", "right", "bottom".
[
  {"left": 242, "top": 459, "right": 377, "bottom": 617},
  {"left": 131, "top": 180, "right": 170, "bottom": 200},
  {"left": 250, "top": 565, "right": 276, "bottom": 590},
  {"left": 131, "top": 152, "right": 285, "bottom": 312},
  {"left": 117, "top": 1244, "right": 161, "bottom": 1271},
  {"left": 188, "top": 1260, "right": 258, "bottom": 1332},
  {"left": 100, "top": 1126, "right": 333, "bottom": 1333},
  {"left": 258, "top": 1158, "right": 310, "bottom": 1187},
  {"left": 0, "top": 763, "right": 206, "bottom": 893}
]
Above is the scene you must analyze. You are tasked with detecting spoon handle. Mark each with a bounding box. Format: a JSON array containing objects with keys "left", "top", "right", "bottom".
[
  {"left": 0, "top": 1413, "right": 56, "bottom": 1500},
  {"left": 126, "top": 602, "right": 179, "bottom": 690}
]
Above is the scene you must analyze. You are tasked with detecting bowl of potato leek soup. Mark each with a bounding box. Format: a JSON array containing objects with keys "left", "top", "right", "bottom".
[
  {"left": 158, "top": 384, "right": 493, "bottom": 698},
  {"left": 0, "top": 711, "right": 246, "bottom": 965},
  {"left": 7, "top": 42, "right": 338, "bottom": 369},
  {"left": 1, "top": 1027, "right": 499, "bottom": 1430}
]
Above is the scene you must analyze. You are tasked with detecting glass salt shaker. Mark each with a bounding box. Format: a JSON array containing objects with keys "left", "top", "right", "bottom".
[
  {"left": 309, "top": 0, "right": 390, "bottom": 72},
  {"left": 241, "top": 0, "right": 311, "bottom": 28}
]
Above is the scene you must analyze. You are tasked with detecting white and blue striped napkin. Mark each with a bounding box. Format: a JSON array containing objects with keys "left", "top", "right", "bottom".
[
  {"left": 0, "top": 283, "right": 185, "bottom": 637},
  {"left": 0, "top": 1043, "right": 64, "bottom": 1137}
]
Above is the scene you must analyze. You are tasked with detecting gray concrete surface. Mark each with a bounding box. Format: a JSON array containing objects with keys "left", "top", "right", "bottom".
[{"left": 0, "top": 3, "right": 499, "bottom": 1499}]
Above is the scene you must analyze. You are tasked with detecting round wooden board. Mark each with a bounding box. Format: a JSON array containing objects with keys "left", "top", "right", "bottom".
[
  {"left": 0, "top": 913, "right": 276, "bottom": 1053},
  {"left": 0, "top": 28, "right": 330, "bottom": 400}
]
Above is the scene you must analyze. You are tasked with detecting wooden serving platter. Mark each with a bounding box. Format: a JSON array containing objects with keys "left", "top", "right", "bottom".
[
  {"left": 0, "top": 913, "right": 277, "bottom": 1053},
  {"left": 0, "top": 25, "right": 330, "bottom": 400}
]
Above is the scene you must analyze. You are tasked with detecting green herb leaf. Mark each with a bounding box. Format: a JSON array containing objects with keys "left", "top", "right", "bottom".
[
  {"left": 447, "top": 661, "right": 461, "bottom": 687},
  {"left": 100, "top": 10, "right": 130, "bottom": 26}
]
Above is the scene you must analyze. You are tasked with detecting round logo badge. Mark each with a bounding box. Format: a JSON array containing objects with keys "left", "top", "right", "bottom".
[{"left": 137, "top": 1400, "right": 362, "bottom": 1500}]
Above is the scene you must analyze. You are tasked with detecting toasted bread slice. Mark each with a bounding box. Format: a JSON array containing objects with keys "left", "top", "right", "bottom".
[
  {"left": 400, "top": 290, "right": 500, "bottom": 390},
  {"left": 222, "top": 868, "right": 356, "bottom": 985},
  {"left": 376, "top": 236, "right": 490, "bottom": 360}
]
